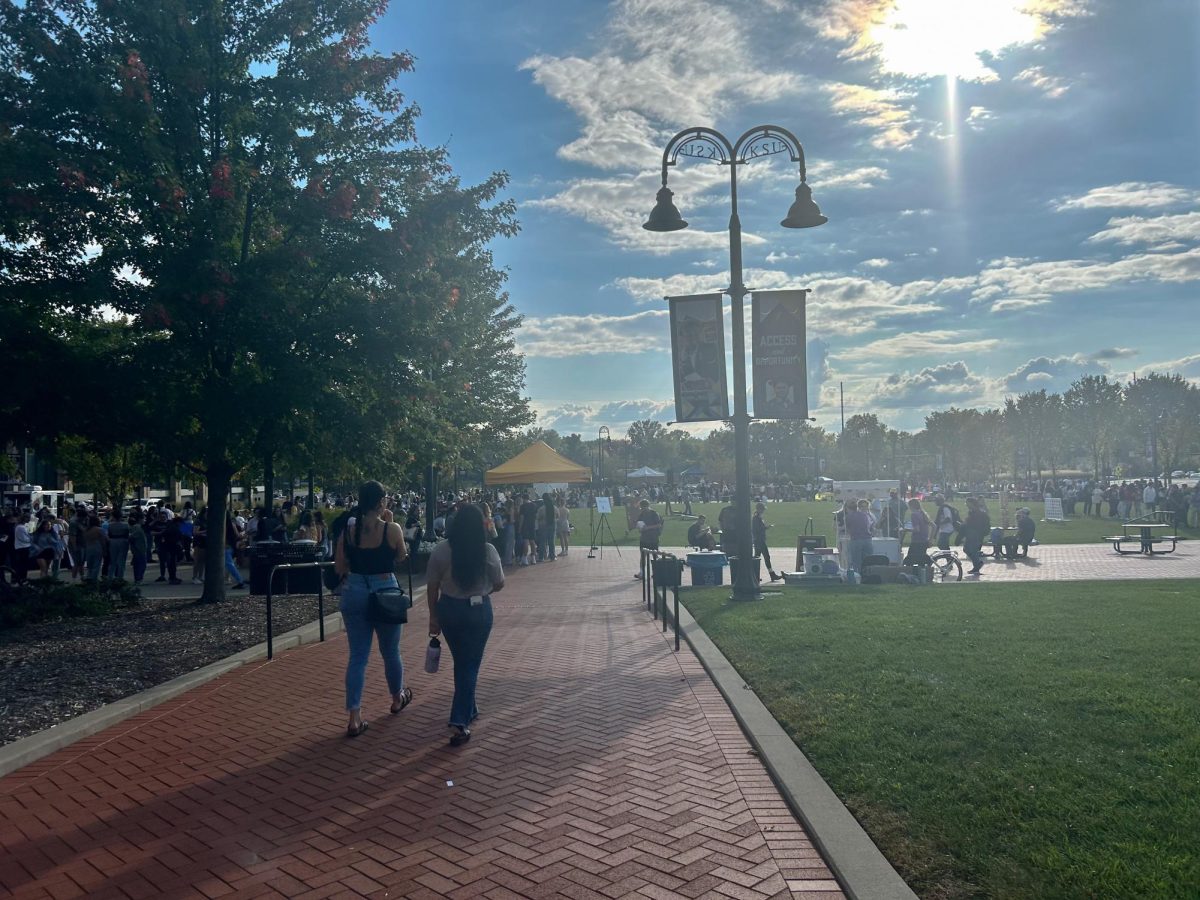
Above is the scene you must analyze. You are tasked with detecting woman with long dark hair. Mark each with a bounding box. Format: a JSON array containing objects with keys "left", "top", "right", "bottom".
[
  {"left": 427, "top": 503, "right": 505, "bottom": 746},
  {"left": 334, "top": 480, "right": 411, "bottom": 737}
]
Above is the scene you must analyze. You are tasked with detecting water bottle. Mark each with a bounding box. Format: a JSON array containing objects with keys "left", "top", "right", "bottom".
[{"left": 425, "top": 637, "right": 441, "bottom": 673}]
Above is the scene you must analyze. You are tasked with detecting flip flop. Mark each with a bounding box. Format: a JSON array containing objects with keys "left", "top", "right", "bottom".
[
  {"left": 346, "top": 720, "right": 369, "bottom": 738},
  {"left": 390, "top": 687, "right": 413, "bottom": 715},
  {"left": 448, "top": 726, "right": 471, "bottom": 747}
]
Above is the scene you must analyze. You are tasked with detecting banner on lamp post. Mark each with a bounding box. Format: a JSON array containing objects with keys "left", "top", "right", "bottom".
[
  {"left": 751, "top": 289, "right": 809, "bottom": 419},
  {"left": 668, "top": 293, "right": 729, "bottom": 423}
]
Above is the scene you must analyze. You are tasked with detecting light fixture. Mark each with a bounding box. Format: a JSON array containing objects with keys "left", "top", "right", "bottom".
[
  {"left": 780, "top": 182, "right": 827, "bottom": 229},
  {"left": 642, "top": 186, "right": 688, "bottom": 232}
]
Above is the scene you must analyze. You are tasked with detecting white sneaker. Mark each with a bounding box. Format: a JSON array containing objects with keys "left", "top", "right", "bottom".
[{"left": 192, "top": 578, "right": 202, "bottom": 585}]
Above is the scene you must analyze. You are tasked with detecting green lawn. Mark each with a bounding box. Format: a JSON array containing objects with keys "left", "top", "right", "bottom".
[
  {"left": 682, "top": 581, "right": 1200, "bottom": 899},
  {"left": 586, "top": 499, "right": 1199, "bottom": 547}
]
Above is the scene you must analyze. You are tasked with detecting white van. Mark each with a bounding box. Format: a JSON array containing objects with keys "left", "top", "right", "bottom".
[{"left": 2, "top": 485, "right": 73, "bottom": 515}]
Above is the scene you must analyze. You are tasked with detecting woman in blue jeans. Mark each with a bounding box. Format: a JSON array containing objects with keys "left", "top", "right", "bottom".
[
  {"left": 426, "top": 503, "right": 505, "bottom": 746},
  {"left": 334, "top": 480, "right": 411, "bottom": 737}
]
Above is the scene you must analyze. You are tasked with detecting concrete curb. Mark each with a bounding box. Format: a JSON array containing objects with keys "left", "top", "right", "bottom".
[
  {"left": 670, "top": 596, "right": 917, "bottom": 900},
  {"left": 0, "top": 603, "right": 352, "bottom": 780}
]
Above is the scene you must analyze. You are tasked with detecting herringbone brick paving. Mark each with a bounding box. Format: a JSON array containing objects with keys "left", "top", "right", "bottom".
[{"left": 0, "top": 548, "right": 844, "bottom": 899}]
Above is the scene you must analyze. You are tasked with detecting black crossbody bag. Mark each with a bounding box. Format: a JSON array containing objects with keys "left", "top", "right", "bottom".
[{"left": 367, "top": 585, "right": 411, "bottom": 624}]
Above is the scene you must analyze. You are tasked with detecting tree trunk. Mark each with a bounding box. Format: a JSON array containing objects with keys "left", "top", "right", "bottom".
[
  {"left": 263, "top": 452, "right": 274, "bottom": 514},
  {"left": 201, "top": 463, "right": 234, "bottom": 604}
]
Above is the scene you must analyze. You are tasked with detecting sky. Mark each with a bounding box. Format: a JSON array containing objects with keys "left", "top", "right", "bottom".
[{"left": 378, "top": 0, "right": 1200, "bottom": 436}]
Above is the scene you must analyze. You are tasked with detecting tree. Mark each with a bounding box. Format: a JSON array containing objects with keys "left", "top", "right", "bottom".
[
  {"left": 1124, "top": 373, "right": 1200, "bottom": 478},
  {"left": 55, "top": 437, "right": 155, "bottom": 508},
  {"left": 2, "top": 0, "right": 528, "bottom": 600},
  {"left": 838, "top": 414, "right": 886, "bottom": 478},
  {"left": 627, "top": 420, "right": 668, "bottom": 468},
  {"left": 1063, "top": 375, "right": 1123, "bottom": 478}
]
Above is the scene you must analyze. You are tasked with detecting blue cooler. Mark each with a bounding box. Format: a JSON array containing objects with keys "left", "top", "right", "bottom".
[{"left": 687, "top": 551, "right": 727, "bottom": 586}]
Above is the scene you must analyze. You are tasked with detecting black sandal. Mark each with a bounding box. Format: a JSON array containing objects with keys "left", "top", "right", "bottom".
[
  {"left": 448, "top": 726, "right": 471, "bottom": 747},
  {"left": 346, "top": 720, "right": 369, "bottom": 738},
  {"left": 390, "top": 686, "right": 413, "bottom": 715}
]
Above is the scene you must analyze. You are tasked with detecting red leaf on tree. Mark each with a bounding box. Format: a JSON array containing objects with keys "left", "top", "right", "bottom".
[{"left": 209, "top": 158, "right": 233, "bottom": 200}]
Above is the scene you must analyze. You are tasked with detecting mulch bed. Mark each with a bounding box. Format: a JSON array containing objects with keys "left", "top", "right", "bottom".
[{"left": 0, "top": 592, "right": 341, "bottom": 747}]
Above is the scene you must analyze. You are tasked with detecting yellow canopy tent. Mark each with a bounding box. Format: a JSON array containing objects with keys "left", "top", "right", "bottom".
[{"left": 485, "top": 441, "right": 592, "bottom": 486}]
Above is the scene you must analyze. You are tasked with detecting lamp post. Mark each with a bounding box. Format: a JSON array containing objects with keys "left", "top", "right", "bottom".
[
  {"left": 598, "top": 425, "right": 610, "bottom": 487},
  {"left": 644, "top": 125, "right": 827, "bottom": 600}
]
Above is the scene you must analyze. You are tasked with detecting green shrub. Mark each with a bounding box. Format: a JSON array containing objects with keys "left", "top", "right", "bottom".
[{"left": 0, "top": 577, "right": 141, "bottom": 629}]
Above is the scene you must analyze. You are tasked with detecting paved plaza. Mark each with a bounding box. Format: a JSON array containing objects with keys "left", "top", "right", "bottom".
[{"left": 0, "top": 550, "right": 844, "bottom": 900}]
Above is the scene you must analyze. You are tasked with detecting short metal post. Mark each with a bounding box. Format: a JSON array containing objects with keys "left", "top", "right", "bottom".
[
  {"left": 266, "top": 564, "right": 275, "bottom": 660},
  {"left": 673, "top": 587, "right": 680, "bottom": 652},
  {"left": 317, "top": 563, "right": 325, "bottom": 642}
]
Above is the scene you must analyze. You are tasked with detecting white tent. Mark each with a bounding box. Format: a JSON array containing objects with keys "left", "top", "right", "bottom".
[{"left": 627, "top": 466, "right": 666, "bottom": 480}]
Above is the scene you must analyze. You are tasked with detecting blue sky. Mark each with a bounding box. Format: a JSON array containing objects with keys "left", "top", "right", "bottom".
[{"left": 380, "top": 0, "right": 1200, "bottom": 435}]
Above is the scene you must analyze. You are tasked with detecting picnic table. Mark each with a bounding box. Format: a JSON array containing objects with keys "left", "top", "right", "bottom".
[{"left": 1107, "top": 522, "right": 1177, "bottom": 555}]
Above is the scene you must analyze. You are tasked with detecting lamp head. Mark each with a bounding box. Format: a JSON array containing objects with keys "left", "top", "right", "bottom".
[
  {"left": 781, "top": 182, "right": 828, "bottom": 229},
  {"left": 643, "top": 186, "right": 688, "bottom": 232}
]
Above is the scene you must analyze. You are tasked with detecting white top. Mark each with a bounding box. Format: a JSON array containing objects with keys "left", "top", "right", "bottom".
[
  {"left": 14, "top": 524, "right": 31, "bottom": 550},
  {"left": 1143, "top": 485, "right": 1157, "bottom": 503}
]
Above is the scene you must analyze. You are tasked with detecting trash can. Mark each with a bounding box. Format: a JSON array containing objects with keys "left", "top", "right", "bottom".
[
  {"left": 652, "top": 555, "right": 685, "bottom": 587},
  {"left": 250, "top": 541, "right": 322, "bottom": 594},
  {"left": 686, "top": 551, "right": 727, "bottom": 586},
  {"left": 728, "top": 555, "right": 763, "bottom": 584}
]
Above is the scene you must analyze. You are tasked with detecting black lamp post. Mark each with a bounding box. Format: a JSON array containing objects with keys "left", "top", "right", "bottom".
[{"left": 644, "top": 125, "right": 827, "bottom": 601}]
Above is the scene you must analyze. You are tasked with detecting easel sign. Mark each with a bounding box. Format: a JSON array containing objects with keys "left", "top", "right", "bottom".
[
  {"left": 1043, "top": 495, "right": 1066, "bottom": 522},
  {"left": 596, "top": 496, "right": 612, "bottom": 514}
]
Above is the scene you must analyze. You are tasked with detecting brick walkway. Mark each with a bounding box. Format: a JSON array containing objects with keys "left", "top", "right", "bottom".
[{"left": 0, "top": 550, "right": 844, "bottom": 899}]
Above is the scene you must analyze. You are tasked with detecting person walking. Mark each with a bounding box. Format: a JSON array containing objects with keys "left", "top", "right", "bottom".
[
  {"left": 129, "top": 512, "right": 149, "bottom": 584},
  {"left": 334, "top": 480, "right": 411, "bottom": 738},
  {"left": 191, "top": 515, "right": 207, "bottom": 585},
  {"left": 540, "top": 492, "right": 557, "bottom": 561},
  {"left": 752, "top": 502, "right": 780, "bottom": 582},
  {"left": 556, "top": 496, "right": 571, "bottom": 556},
  {"left": 632, "top": 498, "right": 663, "bottom": 580},
  {"left": 961, "top": 497, "right": 991, "bottom": 576},
  {"left": 82, "top": 515, "right": 107, "bottom": 581},
  {"left": 426, "top": 503, "right": 504, "bottom": 746},
  {"left": 903, "top": 498, "right": 931, "bottom": 567},
  {"left": 107, "top": 509, "right": 131, "bottom": 581},
  {"left": 224, "top": 512, "right": 247, "bottom": 589}
]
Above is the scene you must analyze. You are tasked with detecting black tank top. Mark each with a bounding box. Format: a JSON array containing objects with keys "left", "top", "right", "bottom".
[{"left": 346, "top": 518, "right": 395, "bottom": 575}]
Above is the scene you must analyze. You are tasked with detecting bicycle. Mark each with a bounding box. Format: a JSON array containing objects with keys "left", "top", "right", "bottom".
[{"left": 926, "top": 549, "right": 963, "bottom": 582}]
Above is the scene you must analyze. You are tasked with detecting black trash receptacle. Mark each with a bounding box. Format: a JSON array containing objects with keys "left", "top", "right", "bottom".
[
  {"left": 727, "top": 555, "right": 763, "bottom": 584},
  {"left": 250, "top": 541, "right": 322, "bottom": 594}
]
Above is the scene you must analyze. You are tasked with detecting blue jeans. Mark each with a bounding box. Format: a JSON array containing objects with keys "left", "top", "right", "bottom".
[
  {"left": 848, "top": 538, "right": 873, "bottom": 573},
  {"left": 437, "top": 594, "right": 493, "bottom": 729},
  {"left": 224, "top": 547, "right": 243, "bottom": 584},
  {"left": 109, "top": 539, "right": 129, "bottom": 580},
  {"left": 132, "top": 549, "right": 147, "bottom": 582},
  {"left": 340, "top": 574, "right": 405, "bottom": 711}
]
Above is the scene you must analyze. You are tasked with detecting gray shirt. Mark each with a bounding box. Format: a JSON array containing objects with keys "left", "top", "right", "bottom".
[{"left": 427, "top": 540, "right": 504, "bottom": 598}]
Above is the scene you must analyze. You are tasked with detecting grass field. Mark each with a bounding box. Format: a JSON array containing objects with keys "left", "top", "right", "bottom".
[
  {"left": 682, "top": 581, "right": 1200, "bottom": 899},
  {"left": 581, "top": 499, "right": 1199, "bottom": 548}
]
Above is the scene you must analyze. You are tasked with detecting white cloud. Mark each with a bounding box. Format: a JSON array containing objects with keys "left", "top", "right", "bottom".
[
  {"left": 806, "top": 0, "right": 1088, "bottom": 81},
  {"left": 519, "top": 309, "right": 670, "bottom": 358},
  {"left": 1087, "top": 211, "right": 1200, "bottom": 248},
  {"left": 1055, "top": 182, "right": 1200, "bottom": 211},
  {"left": 859, "top": 257, "right": 891, "bottom": 268},
  {"left": 822, "top": 81, "right": 918, "bottom": 150},
  {"left": 1088, "top": 347, "right": 1138, "bottom": 361},
  {"left": 971, "top": 247, "right": 1200, "bottom": 309},
  {"left": 871, "top": 361, "right": 989, "bottom": 409},
  {"left": 1014, "top": 66, "right": 1070, "bottom": 98},
  {"left": 835, "top": 330, "right": 1000, "bottom": 360},
  {"left": 965, "top": 106, "right": 995, "bottom": 130},
  {"left": 1002, "top": 354, "right": 1108, "bottom": 392}
]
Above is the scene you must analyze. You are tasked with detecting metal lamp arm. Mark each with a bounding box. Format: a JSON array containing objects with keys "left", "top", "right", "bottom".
[
  {"left": 658, "top": 127, "right": 735, "bottom": 185},
  {"left": 733, "top": 125, "right": 808, "bottom": 181}
]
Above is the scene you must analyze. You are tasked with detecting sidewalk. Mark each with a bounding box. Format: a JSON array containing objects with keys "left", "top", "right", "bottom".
[{"left": 0, "top": 548, "right": 844, "bottom": 899}]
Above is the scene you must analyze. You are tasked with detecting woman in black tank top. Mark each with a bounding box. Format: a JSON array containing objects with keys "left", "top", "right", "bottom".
[{"left": 334, "top": 480, "right": 410, "bottom": 737}]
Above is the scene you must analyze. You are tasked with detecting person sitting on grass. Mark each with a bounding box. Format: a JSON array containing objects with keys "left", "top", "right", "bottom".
[{"left": 687, "top": 515, "right": 717, "bottom": 551}]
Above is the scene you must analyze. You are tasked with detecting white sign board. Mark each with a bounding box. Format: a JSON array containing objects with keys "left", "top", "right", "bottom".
[
  {"left": 1043, "top": 495, "right": 1065, "bottom": 522},
  {"left": 595, "top": 496, "right": 612, "bottom": 515}
]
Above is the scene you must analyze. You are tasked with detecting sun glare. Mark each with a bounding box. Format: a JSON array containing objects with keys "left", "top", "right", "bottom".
[{"left": 867, "top": 0, "right": 1047, "bottom": 80}]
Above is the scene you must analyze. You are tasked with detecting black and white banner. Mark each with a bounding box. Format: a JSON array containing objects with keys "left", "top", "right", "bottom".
[
  {"left": 751, "top": 289, "right": 809, "bottom": 420},
  {"left": 668, "top": 293, "right": 729, "bottom": 423}
]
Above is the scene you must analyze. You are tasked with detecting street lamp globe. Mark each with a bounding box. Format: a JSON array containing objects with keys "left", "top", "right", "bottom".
[
  {"left": 643, "top": 186, "right": 688, "bottom": 232},
  {"left": 780, "top": 182, "right": 828, "bottom": 229}
]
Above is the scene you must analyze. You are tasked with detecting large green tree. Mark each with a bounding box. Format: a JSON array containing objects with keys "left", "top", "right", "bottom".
[{"left": 2, "top": 0, "right": 528, "bottom": 600}]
